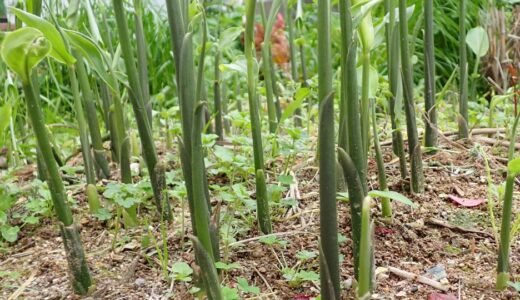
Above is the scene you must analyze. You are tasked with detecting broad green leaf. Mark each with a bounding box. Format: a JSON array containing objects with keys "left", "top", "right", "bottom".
[
  {"left": 219, "top": 27, "right": 243, "bottom": 49},
  {"left": 466, "top": 26, "right": 489, "bottom": 58},
  {"left": 63, "top": 29, "right": 116, "bottom": 91},
  {"left": 10, "top": 7, "right": 75, "bottom": 65},
  {"left": 220, "top": 57, "right": 247, "bottom": 75},
  {"left": 279, "top": 87, "right": 310, "bottom": 126},
  {"left": 368, "top": 190, "right": 417, "bottom": 208},
  {"left": 507, "top": 157, "right": 520, "bottom": 176},
  {"left": 1, "top": 27, "right": 51, "bottom": 83}
]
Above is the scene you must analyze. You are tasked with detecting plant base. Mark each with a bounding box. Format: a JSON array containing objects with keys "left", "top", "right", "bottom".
[
  {"left": 496, "top": 272, "right": 509, "bottom": 291},
  {"left": 59, "top": 223, "right": 93, "bottom": 295}
]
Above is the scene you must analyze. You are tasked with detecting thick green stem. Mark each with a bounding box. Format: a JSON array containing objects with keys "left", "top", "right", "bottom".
[
  {"left": 338, "top": 148, "right": 363, "bottom": 280},
  {"left": 338, "top": 0, "right": 352, "bottom": 152},
  {"left": 458, "top": 0, "right": 469, "bottom": 139},
  {"left": 214, "top": 49, "right": 223, "bottom": 141},
  {"left": 70, "top": 67, "right": 96, "bottom": 185},
  {"left": 246, "top": 0, "right": 271, "bottom": 234},
  {"left": 22, "top": 81, "right": 92, "bottom": 294},
  {"left": 424, "top": 0, "right": 437, "bottom": 148},
  {"left": 134, "top": 0, "right": 152, "bottom": 129},
  {"left": 190, "top": 235, "right": 223, "bottom": 300},
  {"left": 357, "top": 196, "right": 373, "bottom": 298},
  {"left": 192, "top": 103, "right": 215, "bottom": 260},
  {"left": 317, "top": 0, "right": 339, "bottom": 295},
  {"left": 262, "top": 45, "right": 278, "bottom": 134},
  {"left": 360, "top": 49, "right": 370, "bottom": 159},
  {"left": 399, "top": 0, "right": 424, "bottom": 193},
  {"left": 75, "top": 53, "right": 110, "bottom": 179},
  {"left": 113, "top": 0, "right": 170, "bottom": 218},
  {"left": 385, "top": 0, "right": 407, "bottom": 179},
  {"left": 496, "top": 113, "right": 520, "bottom": 290},
  {"left": 372, "top": 102, "right": 391, "bottom": 221}
]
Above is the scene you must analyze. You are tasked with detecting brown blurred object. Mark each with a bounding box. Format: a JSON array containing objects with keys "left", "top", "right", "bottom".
[
  {"left": 243, "top": 13, "right": 290, "bottom": 70},
  {"left": 0, "top": 17, "right": 15, "bottom": 31},
  {"left": 484, "top": 4, "right": 520, "bottom": 95},
  {"left": 0, "top": 146, "right": 8, "bottom": 169}
]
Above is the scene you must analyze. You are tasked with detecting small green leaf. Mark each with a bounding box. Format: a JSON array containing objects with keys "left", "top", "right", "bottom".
[
  {"left": 94, "top": 208, "right": 112, "bottom": 221},
  {"left": 1, "top": 27, "right": 51, "bottom": 83},
  {"left": 215, "top": 261, "right": 241, "bottom": 271},
  {"left": 296, "top": 270, "right": 320, "bottom": 282},
  {"left": 0, "top": 212, "right": 6, "bottom": 224},
  {"left": 279, "top": 87, "right": 310, "bottom": 126},
  {"left": 1, "top": 225, "right": 19, "bottom": 242},
  {"left": 220, "top": 57, "right": 248, "bottom": 75},
  {"left": 221, "top": 286, "right": 239, "bottom": 299},
  {"left": 10, "top": 7, "right": 75, "bottom": 65},
  {"left": 466, "top": 26, "right": 489, "bottom": 58},
  {"left": 368, "top": 190, "right": 417, "bottom": 208},
  {"left": 277, "top": 175, "right": 294, "bottom": 185},
  {"left": 296, "top": 250, "right": 317, "bottom": 261},
  {"left": 507, "top": 281, "right": 520, "bottom": 292},
  {"left": 507, "top": 157, "right": 520, "bottom": 176},
  {"left": 23, "top": 215, "right": 39, "bottom": 225},
  {"left": 237, "top": 277, "right": 260, "bottom": 294},
  {"left": 171, "top": 261, "right": 193, "bottom": 282}
]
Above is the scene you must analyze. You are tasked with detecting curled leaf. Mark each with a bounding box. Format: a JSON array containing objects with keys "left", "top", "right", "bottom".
[{"left": 1, "top": 27, "right": 51, "bottom": 83}]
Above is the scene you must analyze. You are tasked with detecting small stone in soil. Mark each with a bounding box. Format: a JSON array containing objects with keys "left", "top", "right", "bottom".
[{"left": 135, "top": 278, "right": 146, "bottom": 286}]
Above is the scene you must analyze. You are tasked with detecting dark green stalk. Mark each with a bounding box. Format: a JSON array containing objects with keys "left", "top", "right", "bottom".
[
  {"left": 189, "top": 235, "right": 223, "bottom": 300},
  {"left": 222, "top": 84, "right": 230, "bottom": 134},
  {"left": 372, "top": 102, "right": 391, "bottom": 221},
  {"left": 245, "top": 0, "right": 271, "bottom": 234},
  {"left": 424, "top": 0, "right": 437, "bottom": 148},
  {"left": 134, "top": 0, "right": 152, "bottom": 128},
  {"left": 261, "top": 0, "right": 282, "bottom": 133},
  {"left": 384, "top": 0, "right": 407, "bottom": 179},
  {"left": 75, "top": 53, "right": 110, "bottom": 179},
  {"left": 458, "top": 0, "right": 469, "bottom": 139},
  {"left": 165, "top": 0, "right": 195, "bottom": 225},
  {"left": 192, "top": 103, "right": 214, "bottom": 259},
  {"left": 113, "top": 0, "right": 171, "bottom": 219},
  {"left": 317, "top": 0, "right": 339, "bottom": 295},
  {"left": 214, "top": 49, "right": 223, "bottom": 141},
  {"left": 196, "top": 10, "right": 208, "bottom": 105},
  {"left": 346, "top": 38, "right": 367, "bottom": 195},
  {"left": 337, "top": 148, "right": 363, "bottom": 280},
  {"left": 21, "top": 81, "right": 91, "bottom": 294},
  {"left": 399, "top": 0, "right": 424, "bottom": 193},
  {"left": 255, "top": 169, "right": 272, "bottom": 234},
  {"left": 70, "top": 67, "right": 96, "bottom": 185},
  {"left": 108, "top": 82, "right": 132, "bottom": 184},
  {"left": 286, "top": 3, "right": 298, "bottom": 81},
  {"left": 496, "top": 113, "right": 520, "bottom": 290},
  {"left": 357, "top": 196, "right": 373, "bottom": 298},
  {"left": 338, "top": 0, "right": 352, "bottom": 152},
  {"left": 262, "top": 47, "right": 278, "bottom": 133}
]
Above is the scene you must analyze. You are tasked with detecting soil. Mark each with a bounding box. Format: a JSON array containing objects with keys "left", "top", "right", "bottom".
[{"left": 1, "top": 138, "right": 519, "bottom": 300}]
